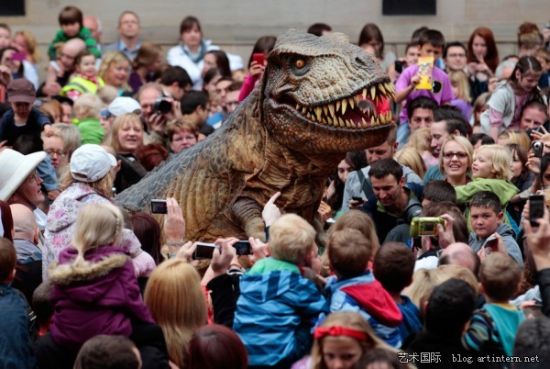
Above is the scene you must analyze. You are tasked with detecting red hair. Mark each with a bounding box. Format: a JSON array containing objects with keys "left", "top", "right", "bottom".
[
  {"left": 187, "top": 325, "right": 248, "bottom": 369},
  {"left": 467, "top": 27, "right": 499, "bottom": 73}
]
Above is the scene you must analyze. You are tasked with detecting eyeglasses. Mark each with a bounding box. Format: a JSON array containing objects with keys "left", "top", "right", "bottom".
[
  {"left": 443, "top": 152, "right": 468, "bottom": 159},
  {"left": 45, "top": 149, "right": 66, "bottom": 157}
]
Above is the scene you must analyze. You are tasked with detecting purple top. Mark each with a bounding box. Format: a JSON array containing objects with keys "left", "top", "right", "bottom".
[
  {"left": 450, "top": 99, "right": 473, "bottom": 122},
  {"left": 396, "top": 64, "right": 454, "bottom": 123},
  {"left": 49, "top": 245, "right": 154, "bottom": 347}
]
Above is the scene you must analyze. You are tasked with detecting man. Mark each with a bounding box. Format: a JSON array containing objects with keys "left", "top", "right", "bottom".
[
  {"left": 103, "top": 11, "right": 141, "bottom": 61},
  {"left": 159, "top": 66, "right": 192, "bottom": 102},
  {"left": 424, "top": 106, "right": 471, "bottom": 184},
  {"left": 361, "top": 159, "right": 423, "bottom": 243},
  {"left": 41, "top": 38, "right": 86, "bottom": 96},
  {"left": 444, "top": 42, "right": 468, "bottom": 73},
  {"left": 10, "top": 203, "right": 42, "bottom": 302},
  {"left": 439, "top": 242, "right": 480, "bottom": 277},
  {"left": 225, "top": 81, "right": 243, "bottom": 115},
  {"left": 342, "top": 128, "right": 423, "bottom": 211},
  {"left": 407, "top": 96, "right": 437, "bottom": 139},
  {"left": 83, "top": 15, "right": 102, "bottom": 45},
  {"left": 0, "top": 80, "right": 58, "bottom": 200}
]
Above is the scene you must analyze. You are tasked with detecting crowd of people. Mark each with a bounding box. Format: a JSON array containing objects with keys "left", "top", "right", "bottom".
[{"left": 1, "top": 4, "right": 550, "bottom": 369}]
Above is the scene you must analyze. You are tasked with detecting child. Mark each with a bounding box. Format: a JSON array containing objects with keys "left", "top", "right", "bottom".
[
  {"left": 325, "top": 229, "right": 403, "bottom": 347},
  {"left": 395, "top": 29, "right": 454, "bottom": 145},
  {"left": 47, "top": 6, "right": 100, "bottom": 61},
  {"left": 373, "top": 242, "right": 422, "bottom": 347},
  {"left": 308, "top": 312, "right": 395, "bottom": 369},
  {"left": 467, "top": 191, "right": 523, "bottom": 264},
  {"left": 455, "top": 144, "right": 520, "bottom": 234},
  {"left": 61, "top": 50, "right": 105, "bottom": 100},
  {"left": 72, "top": 93, "right": 104, "bottom": 144},
  {"left": 233, "top": 214, "right": 327, "bottom": 369},
  {"left": 0, "top": 238, "right": 37, "bottom": 368},
  {"left": 47, "top": 202, "right": 153, "bottom": 348},
  {"left": 462, "top": 253, "right": 525, "bottom": 356},
  {"left": 480, "top": 56, "right": 543, "bottom": 140}
]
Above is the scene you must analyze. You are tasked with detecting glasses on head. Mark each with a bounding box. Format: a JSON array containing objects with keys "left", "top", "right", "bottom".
[{"left": 443, "top": 151, "right": 468, "bottom": 160}]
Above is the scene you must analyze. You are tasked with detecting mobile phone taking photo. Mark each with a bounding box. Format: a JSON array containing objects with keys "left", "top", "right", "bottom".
[
  {"left": 529, "top": 194, "right": 545, "bottom": 227},
  {"left": 252, "top": 53, "right": 266, "bottom": 66},
  {"left": 233, "top": 240, "right": 252, "bottom": 256}
]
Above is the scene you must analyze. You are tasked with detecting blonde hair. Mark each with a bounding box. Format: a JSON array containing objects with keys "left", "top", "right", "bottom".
[
  {"left": 99, "top": 51, "right": 131, "bottom": 89},
  {"left": 310, "top": 312, "right": 395, "bottom": 369},
  {"left": 406, "top": 127, "right": 431, "bottom": 153},
  {"left": 144, "top": 259, "right": 207, "bottom": 367},
  {"left": 449, "top": 70, "right": 472, "bottom": 101},
  {"left": 109, "top": 113, "right": 143, "bottom": 154},
  {"left": 395, "top": 147, "right": 426, "bottom": 178},
  {"left": 60, "top": 167, "right": 115, "bottom": 197},
  {"left": 438, "top": 135, "right": 474, "bottom": 174},
  {"left": 74, "top": 93, "right": 104, "bottom": 120},
  {"left": 473, "top": 144, "right": 513, "bottom": 180},
  {"left": 497, "top": 130, "right": 531, "bottom": 153},
  {"left": 72, "top": 203, "right": 123, "bottom": 257},
  {"left": 166, "top": 118, "right": 199, "bottom": 142},
  {"left": 404, "top": 265, "right": 478, "bottom": 309},
  {"left": 49, "top": 123, "right": 81, "bottom": 159},
  {"left": 40, "top": 100, "right": 62, "bottom": 122},
  {"left": 269, "top": 214, "right": 316, "bottom": 265},
  {"left": 14, "top": 30, "right": 39, "bottom": 64},
  {"left": 480, "top": 253, "right": 521, "bottom": 301}
]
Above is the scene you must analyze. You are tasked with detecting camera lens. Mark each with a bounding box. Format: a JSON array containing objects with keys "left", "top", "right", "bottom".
[{"left": 153, "top": 98, "right": 172, "bottom": 114}]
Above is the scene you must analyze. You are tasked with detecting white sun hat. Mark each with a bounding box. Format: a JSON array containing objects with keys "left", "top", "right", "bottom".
[{"left": 0, "top": 149, "right": 46, "bottom": 201}]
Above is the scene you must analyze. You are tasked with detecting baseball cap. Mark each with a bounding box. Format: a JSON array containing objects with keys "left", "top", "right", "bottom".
[
  {"left": 70, "top": 144, "right": 117, "bottom": 183},
  {"left": 7, "top": 78, "right": 36, "bottom": 104},
  {"left": 101, "top": 97, "right": 141, "bottom": 118}
]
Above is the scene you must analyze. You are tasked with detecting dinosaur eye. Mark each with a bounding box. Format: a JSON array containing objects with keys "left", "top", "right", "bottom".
[
  {"left": 295, "top": 59, "right": 305, "bottom": 69},
  {"left": 289, "top": 56, "right": 309, "bottom": 76}
]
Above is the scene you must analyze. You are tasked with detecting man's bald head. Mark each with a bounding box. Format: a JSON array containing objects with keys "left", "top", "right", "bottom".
[
  {"left": 439, "top": 242, "right": 480, "bottom": 278},
  {"left": 10, "top": 204, "right": 38, "bottom": 241},
  {"left": 63, "top": 38, "right": 86, "bottom": 55}
]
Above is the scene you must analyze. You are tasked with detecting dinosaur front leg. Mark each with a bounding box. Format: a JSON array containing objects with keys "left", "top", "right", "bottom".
[{"left": 232, "top": 197, "right": 266, "bottom": 241}]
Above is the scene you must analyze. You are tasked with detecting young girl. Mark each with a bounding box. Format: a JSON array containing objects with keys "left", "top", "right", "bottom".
[
  {"left": 62, "top": 50, "right": 104, "bottom": 100},
  {"left": 448, "top": 70, "right": 473, "bottom": 121},
  {"left": 292, "top": 312, "right": 394, "bottom": 369},
  {"left": 480, "top": 56, "right": 543, "bottom": 140},
  {"left": 48, "top": 202, "right": 153, "bottom": 348}
]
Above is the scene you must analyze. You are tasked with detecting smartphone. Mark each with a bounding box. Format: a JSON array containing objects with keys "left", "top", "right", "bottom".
[
  {"left": 410, "top": 217, "right": 445, "bottom": 237},
  {"left": 193, "top": 242, "right": 217, "bottom": 260},
  {"left": 532, "top": 140, "right": 544, "bottom": 158},
  {"left": 394, "top": 60, "right": 404, "bottom": 74},
  {"left": 529, "top": 194, "right": 545, "bottom": 227},
  {"left": 252, "top": 53, "right": 266, "bottom": 66},
  {"left": 233, "top": 240, "right": 252, "bottom": 255},
  {"left": 150, "top": 199, "right": 167, "bottom": 214},
  {"left": 351, "top": 196, "right": 364, "bottom": 202}
]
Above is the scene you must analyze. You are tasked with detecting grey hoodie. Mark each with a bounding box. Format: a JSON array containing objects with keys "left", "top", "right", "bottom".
[{"left": 468, "top": 223, "right": 523, "bottom": 264}]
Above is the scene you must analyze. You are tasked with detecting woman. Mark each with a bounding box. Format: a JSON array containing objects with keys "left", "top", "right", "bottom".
[
  {"left": 202, "top": 49, "right": 231, "bottom": 79},
  {"left": 167, "top": 119, "right": 199, "bottom": 154},
  {"left": 187, "top": 324, "right": 248, "bottom": 369},
  {"left": 0, "top": 46, "right": 39, "bottom": 88},
  {"left": 99, "top": 51, "right": 132, "bottom": 96},
  {"left": 467, "top": 27, "right": 499, "bottom": 101},
  {"left": 144, "top": 259, "right": 207, "bottom": 368},
  {"left": 129, "top": 42, "right": 164, "bottom": 94},
  {"left": 109, "top": 113, "right": 147, "bottom": 192},
  {"left": 43, "top": 144, "right": 155, "bottom": 281},
  {"left": 13, "top": 30, "right": 40, "bottom": 65},
  {"left": 167, "top": 16, "right": 218, "bottom": 90},
  {"left": 358, "top": 23, "right": 395, "bottom": 72},
  {"left": 238, "top": 35, "right": 276, "bottom": 101},
  {"left": 480, "top": 56, "right": 543, "bottom": 140},
  {"left": 41, "top": 122, "right": 81, "bottom": 176},
  {"left": 439, "top": 135, "right": 474, "bottom": 186}
]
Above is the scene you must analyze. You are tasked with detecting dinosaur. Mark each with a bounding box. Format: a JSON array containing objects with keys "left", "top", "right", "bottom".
[{"left": 116, "top": 30, "right": 395, "bottom": 241}]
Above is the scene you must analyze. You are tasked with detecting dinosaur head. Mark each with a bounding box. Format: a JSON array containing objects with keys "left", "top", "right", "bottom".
[{"left": 262, "top": 30, "right": 395, "bottom": 154}]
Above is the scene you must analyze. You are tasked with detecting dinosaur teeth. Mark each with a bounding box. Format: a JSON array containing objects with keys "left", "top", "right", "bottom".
[
  {"left": 338, "top": 116, "right": 345, "bottom": 127},
  {"left": 315, "top": 107, "right": 322, "bottom": 121},
  {"left": 336, "top": 100, "right": 341, "bottom": 113},
  {"left": 362, "top": 88, "right": 367, "bottom": 100},
  {"left": 379, "top": 84, "right": 386, "bottom": 95},
  {"left": 328, "top": 103, "right": 335, "bottom": 118},
  {"left": 370, "top": 86, "right": 376, "bottom": 100},
  {"left": 361, "top": 117, "right": 368, "bottom": 127},
  {"left": 341, "top": 99, "right": 347, "bottom": 115},
  {"left": 348, "top": 97, "right": 355, "bottom": 110},
  {"left": 323, "top": 105, "right": 328, "bottom": 117}
]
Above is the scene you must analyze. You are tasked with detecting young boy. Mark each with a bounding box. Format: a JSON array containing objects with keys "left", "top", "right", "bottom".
[
  {"left": 47, "top": 6, "right": 100, "bottom": 61},
  {"left": 462, "top": 253, "right": 525, "bottom": 356},
  {"left": 61, "top": 50, "right": 105, "bottom": 100},
  {"left": 180, "top": 91, "right": 214, "bottom": 136},
  {"left": 233, "top": 214, "right": 327, "bottom": 368},
  {"left": 467, "top": 191, "right": 523, "bottom": 264},
  {"left": 325, "top": 229, "right": 403, "bottom": 347},
  {"left": 373, "top": 242, "right": 422, "bottom": 346},
  {"left": 395, "top": 29, "right": 454, "bottom": 144},
  {"left": 0, "top": 238, "right": 37, "bottom": 367}
]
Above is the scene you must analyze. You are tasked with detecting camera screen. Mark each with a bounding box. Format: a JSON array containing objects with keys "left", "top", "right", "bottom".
[
  {"left": 150, "top": 200, "right": 167, "bottom": 214},
  {"left": 193, "top": 243, "right": 216, "bottom": 259},
  {"left": 233, "top": 240, "right": 252, "bottom": 255}
]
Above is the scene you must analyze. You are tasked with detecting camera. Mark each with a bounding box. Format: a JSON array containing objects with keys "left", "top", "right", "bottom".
[
  {"left": 193, "top": 242, "right": 217, "bottom": 260},
  {"left": 394, "top": 60, "right": 405, "bottom": 74},
  {"left": 532, "top": 140, "right": 544, "bottom": 158},
  {"left": 233, "top": 240, "right": 252, "bottom": 255},
  {"left": 150, "top": 199, "right": 167, "bottom": 214},
  {"left": 529, "top": 194, "right": 545, "bottom": 227},
  {"left": 153, "top": 98, "right": 172, "bottom": 114},
  {"left": 410, "top": 217, "right": 445, "bottom": 237}
]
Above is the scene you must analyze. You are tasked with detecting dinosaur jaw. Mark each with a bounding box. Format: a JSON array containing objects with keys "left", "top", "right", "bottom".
[{"left": 276, "top": 80, "right": 395, "bottom": 130}]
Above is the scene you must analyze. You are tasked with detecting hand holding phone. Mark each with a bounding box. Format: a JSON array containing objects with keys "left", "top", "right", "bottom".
[
  {"left": 529, "top": 194, "right": 545, "bottom": 227},
  {"left": 252, "top": 53, "right": 266, "bottom": 66}
]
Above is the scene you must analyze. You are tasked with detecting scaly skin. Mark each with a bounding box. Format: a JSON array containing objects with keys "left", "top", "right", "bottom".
[{"left": 116, "top": 30, "right": 394, "bottom": 240}]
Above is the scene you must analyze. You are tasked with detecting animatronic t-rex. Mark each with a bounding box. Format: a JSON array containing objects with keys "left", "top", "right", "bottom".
[{"left": 116, "top": 31, "right": 395, "bottom": 241}]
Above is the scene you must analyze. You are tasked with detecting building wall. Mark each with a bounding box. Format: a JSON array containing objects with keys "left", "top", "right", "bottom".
[{"left": 1, "top": 0, "right": 548, "bottom": 68}]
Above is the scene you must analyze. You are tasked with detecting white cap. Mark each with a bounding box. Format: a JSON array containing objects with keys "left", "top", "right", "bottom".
[
  {"left": 0, "top": 149, "right": 46, "bottom": 201},
  {"left": 70, "top": 144, "right": 117, "bottom": 183},
  {"left": 107, "top": 97, "right": 141, "bottom": 117}
]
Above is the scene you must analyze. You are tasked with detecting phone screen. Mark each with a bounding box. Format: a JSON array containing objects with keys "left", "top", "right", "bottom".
[
  {"left": 233, "top": 240, "right": 252, "bottom": 255},
  {"left": 529, "top": 195, "right": 545, "bottom": 227},
  {"left": 193, "top": 242, "right": 217, "bottom": 259}
]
